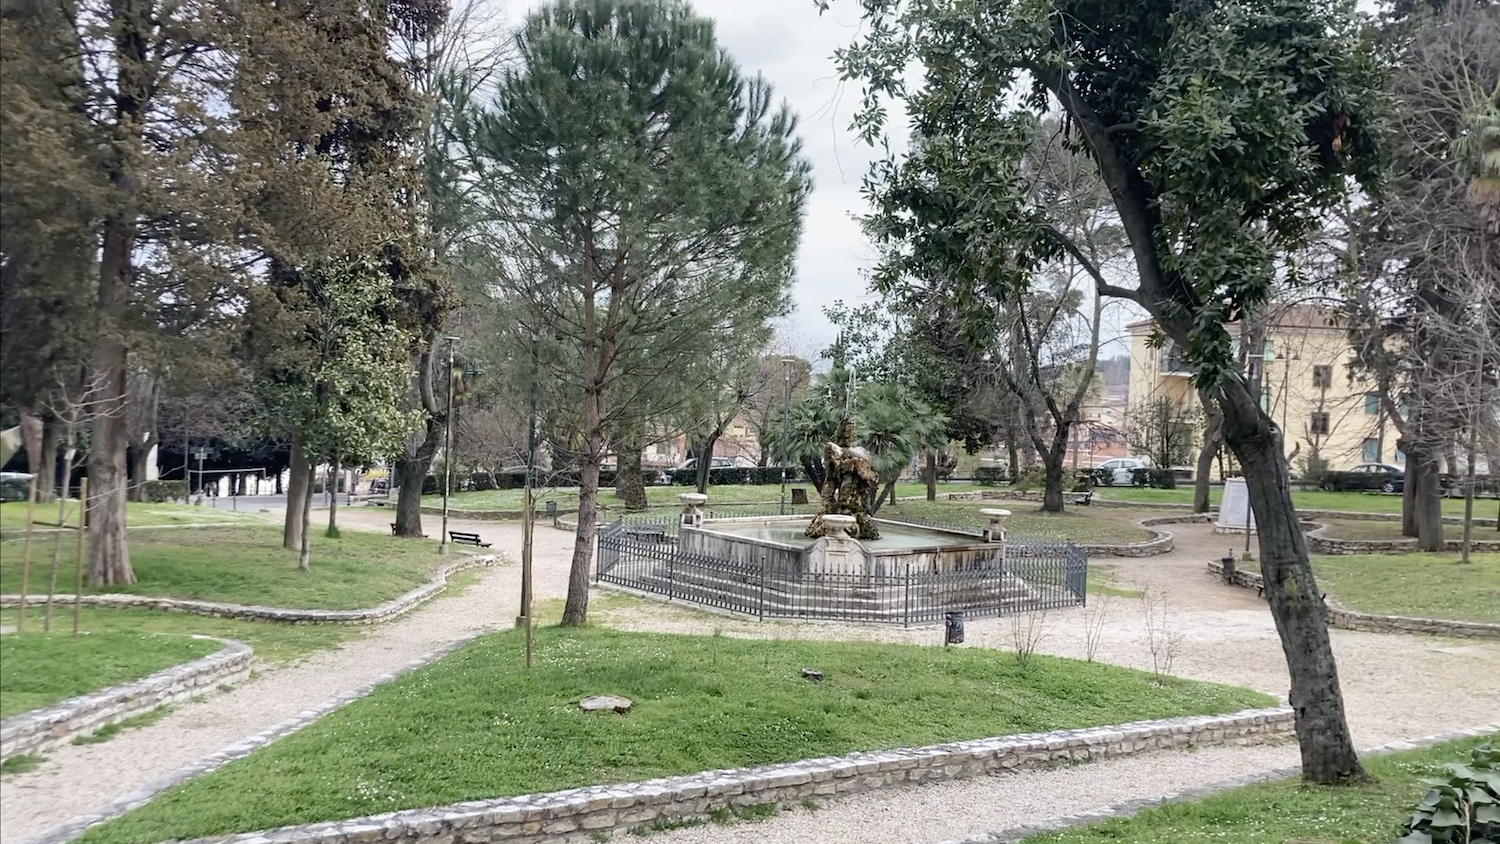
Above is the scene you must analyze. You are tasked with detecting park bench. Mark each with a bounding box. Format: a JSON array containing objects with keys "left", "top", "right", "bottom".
[
  {"left": 1066, "top": 490, "right": 1094, "bottom": 506},
  {"left": 448, "top": 530, "right": 491, "bottom": 548}
]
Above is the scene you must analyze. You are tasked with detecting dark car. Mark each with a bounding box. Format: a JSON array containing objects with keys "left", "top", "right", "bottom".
[{"left": 1322, "top": 463, "right": 1404, "bottom": 494}]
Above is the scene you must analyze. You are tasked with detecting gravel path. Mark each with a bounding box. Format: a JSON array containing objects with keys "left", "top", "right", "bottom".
[
  {"left": 5, "top": 509, "right": 1496, "bottom": 844},
  {"left": 0, "top": 511, "right": 575, "bottom": 844}
]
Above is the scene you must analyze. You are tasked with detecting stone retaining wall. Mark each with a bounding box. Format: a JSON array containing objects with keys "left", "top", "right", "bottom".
[
  {"left": 172, "top": 708, "right": 1294, "bottom": 844},
  {"left": 1306, "top": 526, "right": 1500, "bottom": 555},
  {"left": 0, "top": 555, "right": 497, "bottom": 625},
  {"left": 1205, "top": 561, "right": 1499, "bottom": 640},
  {"left": 0, "top": 637, "right": 251, "bottom": 762}
]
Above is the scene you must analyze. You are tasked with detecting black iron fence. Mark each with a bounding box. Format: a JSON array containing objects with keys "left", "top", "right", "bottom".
[{"left": 596, "top": 518, "right": 1088, "bottom": 626}]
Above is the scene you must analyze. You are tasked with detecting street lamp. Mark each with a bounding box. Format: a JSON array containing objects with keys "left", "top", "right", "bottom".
[
  {"left": 438, "top": 335, "right": 460, "bottom": 555},
  {"left": 778, "top": 358, "right": 796, "bottom": 515}
]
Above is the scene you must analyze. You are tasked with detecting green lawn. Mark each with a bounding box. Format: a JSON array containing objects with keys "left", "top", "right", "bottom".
[
  {"left": 82, "top": 627, "right": 1275, "bottom": 844},
  {"left": 0, "top": 526, "right": 451, "bottom": 610},
  {"left": 0, "top": 501, "right": 262, "bottom": 533},
  {"left": 1313, "top": 552, "right": 1499, "bottom": 622},
  {"left": 1319, "top": 518, "right": 1500, "bottom": 542},
  {"left": 436, "top": 481, "right": 974, "bottom": 511},
  {"left": 1, "top": 606, "right": 360, "bottom": 666},
  {"left": 0, "top": 629, "right": 220, "bottom": 719},
  {"left": 1022, "top": 734, "right": 1499, "bottom": 844},
  {"left": 1092, "top": 486, "right": 1479, "bottom": 517}
]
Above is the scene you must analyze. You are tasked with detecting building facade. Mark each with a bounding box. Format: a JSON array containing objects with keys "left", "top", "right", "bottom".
[{"left": 1125, "top": 304, "right": 1404, "bottom": 475}]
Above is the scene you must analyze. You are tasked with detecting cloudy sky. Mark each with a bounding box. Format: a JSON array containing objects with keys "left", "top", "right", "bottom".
[{"left": 497, "top": 0, "right": 1143, "bottom": 361}]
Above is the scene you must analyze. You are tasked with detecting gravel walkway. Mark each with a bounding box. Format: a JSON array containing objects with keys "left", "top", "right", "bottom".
[
  {"left": 5, "top": 509, "right": 1496, "bottom": 844},
  {"left": 0, "top": 511, "right": 575, "bottom": 844}
]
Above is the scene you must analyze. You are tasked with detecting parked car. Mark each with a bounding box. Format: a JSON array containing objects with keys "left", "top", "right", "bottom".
[
  {"left": 1094, "top": 457, "right": 1148, "bottom": 486},
  {"left": 368, "top": 478, "right": 390, "bottom": 494},
  {"left": 1322, "top": 463, "right": 1405, "bottom": 494},
  {"left": 657, "top": 457, "right": 736, "bottom": 485}
]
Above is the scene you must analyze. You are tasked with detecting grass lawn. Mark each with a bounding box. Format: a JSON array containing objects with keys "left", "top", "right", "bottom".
[
  {"left": 1091, "top": 486, "right": 1480, "bottom": 517},
  {"left": 0, "top": 629, "right": 220, "bottom": 719},
  {"left": 878, "top": 501, "right": 1157, "bottom": 544},
  {"left": 82, "top": 627, "right": 1275, "bottom": 844},
  {"left": 0, "top": 501, "right": 262, "bottom": 533},
  {"left": 1311, "top": 552, "right": 1499, "bottom": 622},
  {"left": 437, "top": 481, "right": 975, "bottom": 511},
  {"left": 1319, "top": 518, "right": 1500, "bottom": 542},
  {"left": 1, "top": 606, "right": 360, "bottom": 666},
  {"left": 1022, "top": 733, "right": 1499, "bottom": 844},
  {"left": 0, "top": 526, "right": 451, "bottom": 610}
]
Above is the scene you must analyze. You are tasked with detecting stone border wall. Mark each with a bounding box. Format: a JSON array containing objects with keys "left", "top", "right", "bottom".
[
  {"left": 30, "top": 633, "right": 487, "bottom": 844},
  {"left": 1306, "top": 524, "right": 1500, "bottom": 555},
  {"left": 160, "top": 708, "right": 1294, "bottom": 844},
  {"left": 0, "top": 637, "right": 252, "bottom": 762},
  {"left": 0, "top": 555, "right": 497, "bottom": 625},
  {"left": 948, "top": 722, "right": 1500, "bottom": 844},
  {"left": 1205, "top": 561, "right": 1499, "bottom": 640}
]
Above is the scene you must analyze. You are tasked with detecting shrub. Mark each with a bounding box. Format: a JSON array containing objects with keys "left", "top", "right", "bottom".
[
  {"left": 1090, "top": 467, "right": 1116, "bottom": 487},
  {"left": 1127, "top": 467, "right": 1177, "bottom": 489},
  {"left": 1012, "top": 465, "right": 1046, "bottom": 491},
  {"left": 974, "top": 466, "right": 1008, "bottom": 486},
  {"left": 469, "top": 472, "right": 496, "bottom": 491},
  {"left": 142, "top": 480, "right": 188, "bottom": 503},
  {"left": 1398, "top": 743, "right": 1499, "bottom": 844}
]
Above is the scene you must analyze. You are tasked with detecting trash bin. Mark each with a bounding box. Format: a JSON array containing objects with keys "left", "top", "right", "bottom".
[
  {"left": 945, "top": 611, "right": 965, "bottom": 645},
  {"left": 1221, "top": 555, "right": 1236, "bottom": 581}
]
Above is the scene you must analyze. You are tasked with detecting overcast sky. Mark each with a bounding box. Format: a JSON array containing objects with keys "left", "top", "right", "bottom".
[{"left": 498, "top": 0, "right": 1143, "bottom": 361}]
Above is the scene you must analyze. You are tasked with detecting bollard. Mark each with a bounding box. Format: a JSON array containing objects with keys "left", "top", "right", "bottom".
[{"left": 945, "top": 610, "right": 965, "bottom": 645}]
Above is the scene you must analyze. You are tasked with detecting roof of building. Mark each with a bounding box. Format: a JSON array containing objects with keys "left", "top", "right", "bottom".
[{"left": 1126, "top": 302, "right": 1344, "bottom": 334}]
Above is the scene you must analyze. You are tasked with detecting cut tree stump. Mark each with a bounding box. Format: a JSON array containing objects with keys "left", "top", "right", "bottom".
[
  {"left": 579, "top": 694, "right": 633, "bottom": 714},
  {"left": 801, "top": 669, "right": 824, "bottom": 681}
]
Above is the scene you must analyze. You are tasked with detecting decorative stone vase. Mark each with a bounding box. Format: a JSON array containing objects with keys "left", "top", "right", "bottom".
[
  {"left": 980, "top": 508, "right": 1011, "bottom": 544},
  {"left": 680, "top": 492, "right": 707, "bottom": 529}
]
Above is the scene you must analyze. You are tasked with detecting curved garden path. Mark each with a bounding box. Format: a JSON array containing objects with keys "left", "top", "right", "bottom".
[{"left": 4, "top": 508, "right": 1496, "bottom": 844}]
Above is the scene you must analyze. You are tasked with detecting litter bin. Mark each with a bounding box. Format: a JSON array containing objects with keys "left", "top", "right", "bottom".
[
  {"left": 945, "top": 611, "right": 965, "bottom": 645},
  {"left": 1221, "top": 555, "right": 1236, "bottom": 582}
]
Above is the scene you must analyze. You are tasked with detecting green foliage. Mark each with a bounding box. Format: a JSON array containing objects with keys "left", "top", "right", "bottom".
[
  {"left": 0, "top": 753, "right": 44, "bottom": 775},
  {"left": 0, "top": 632, "right": 218, "bottom": 719},
  {"left": 974, "top": 466, "right": 1008, "bottom": 486},
  {"left": 81, "top": 627, "right": 1272, "bottom": 843},
  {"left": 784, "top": 367, "right": 948, "bottom": 489},
  {"left": 1012, "top": 465, "right": 1047, "bottom": 492},
  {"left": 72, "top": 706, "right": 174, "bottom": 746},
  {"left": 1398, "top": 745, "right": 1500, "bottom": 844},
  {"left": 141, "top": 481, "right": 189, "bottom": 504}
]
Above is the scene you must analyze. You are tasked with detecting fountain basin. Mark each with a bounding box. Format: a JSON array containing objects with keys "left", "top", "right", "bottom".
[{"left": 679, "top": 516, "right": 1006, "bottom": 578}]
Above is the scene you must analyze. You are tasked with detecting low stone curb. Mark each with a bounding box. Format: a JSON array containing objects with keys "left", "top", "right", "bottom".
[
  {"left": 0, "top": 522, "right": 256, "bottom": 541},
  {"left": 0, "top": 637, "right": 252, "bottom": 762},
  {"left": 25, "top": 632, "right": 489, "bottom": 844},
  {"left": 146, "top": 708, "right": 1294, "bottom": 844},
  {"left": 1306, "top": 523, "right": 1500, "bottom": 555},
  {"left": 945, "top": 722, "right": 1500, "bottom": 843},
  {"left": 0, "top": 554, "right": 499, "bottom": 626},
  {"left": 1205, "top": 560, "right": 1500, "bottom": 640}
]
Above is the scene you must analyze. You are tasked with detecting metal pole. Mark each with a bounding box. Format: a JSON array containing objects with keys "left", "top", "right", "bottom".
[
  {"left": 779, "top": 358, "right": 793, "bottom": 515},
  {"left": 439, "top": 336, "right": 458, "bottom": 554},
  {"left": 74, "top": 478, "right": 87, "bottom": 638}
]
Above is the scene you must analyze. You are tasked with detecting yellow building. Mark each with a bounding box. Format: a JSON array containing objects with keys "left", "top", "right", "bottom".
[{"left": 1125, "top": 304, "right": 1403, "bottom": 475}]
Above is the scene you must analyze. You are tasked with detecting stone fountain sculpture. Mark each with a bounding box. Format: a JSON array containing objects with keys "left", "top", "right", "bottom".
[{"left": 805, "top": 417, "right": 882, "bottom": 541}]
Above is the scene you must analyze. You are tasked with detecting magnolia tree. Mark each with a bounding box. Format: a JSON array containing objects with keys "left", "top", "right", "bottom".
[
  {"left": 454, "top": 0, "right": 812, "bottom": 626},
  {"left": 826, "top": 0, "right": 1385, "bottom": 782}
]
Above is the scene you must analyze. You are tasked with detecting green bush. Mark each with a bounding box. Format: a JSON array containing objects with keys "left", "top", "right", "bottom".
[
  {"left": 1012, "top": 465, "right": 1046, "bottom": 491},
  {"left": 142, "top": 480, "right": 188, "bottom": 503},
  {"left": 1127, "top": 467, "right": 1177, "bottom": 489},
  {"left": 973, "top": 466, "right": 1008, "bottom": 486},
  {"left": 1089, "top": 467, "right": 1116, "bottom": 487},
  {"left": 1398, "top": 743, "right": 1499, "bottom": 843}
]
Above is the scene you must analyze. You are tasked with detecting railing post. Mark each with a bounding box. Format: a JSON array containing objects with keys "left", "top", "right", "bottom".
[
  {"left": 758, "top": 555, "right": 767, "bottom": 621},
  {"left": 903, "top": 564, "right": 911, "bottom": 628}
]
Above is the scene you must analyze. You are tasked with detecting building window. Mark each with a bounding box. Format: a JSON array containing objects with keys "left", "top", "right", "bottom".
[
  {"left": 1364, "top": 394, "right": 1380, "bottom": 415},
  {"left": 1312, "top": 364, "right": 1333, "bottom": 389},
  {"left": 1361, "top": 438, "right": 1379, "bottom": 462},
  {"left": 1310, "top": 412, "right": 1331, "bottom": 436}
]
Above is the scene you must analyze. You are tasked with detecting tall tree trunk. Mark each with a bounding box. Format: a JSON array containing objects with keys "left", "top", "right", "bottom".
[
  {"left": 1216, "top": 381, "right": 1364, "bottom": 784},
  {"left": 615, "top": 429, "right": 647, "bottom": 510},
  {"left": 129, "top": 445, "right": 151, "bottom": 502},
  {"left": 1412, "top": 446, "right": 1445, "bottom": 551},
  {"left": 37, "top": 415, "right": 58, "bottom": 501},
  {"left": 925, "top": 450, "right": 937, "bottom": 501},
  {"left": 1040, "top": 429, "right": 1069, "bottom": 513},
  {"left": 327, "top": 450, "right": 341, "bottom": 535},
  {"left": 284, "top": 435, "right": 308, "bottom": 551},
  {"left": 395, "top": 417, "right": 442, "bottom": 537},
  {"left": 88, "top": 226, "right": 135, "bottom": 587},
  {"left": 297, "top": 460, "right": 314, "bottom": 571},
  {"left": 1401, "top": 437, "right": 1417, "bottom": 537},
  {"left": 1194, "top": 391, "right": 1224, "bottom": 514},
  {"left": 694, "top": 429, "right": 723, "bottom": 495},
  {"left": 562, "top": 385, "right": 604, "bottom": 628},
  {"left": 1006, "top": 424, "right": 1021, "bottom": 484},
  {"left": 20, "top": 411, "right": 43, "bottom": 482}
]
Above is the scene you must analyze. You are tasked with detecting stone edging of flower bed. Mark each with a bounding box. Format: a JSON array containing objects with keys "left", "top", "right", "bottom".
[
  {"left": 138, "top": 707, "right": 1294, "bottom": 844},
  {"left": 1306, "top": 523, "right": 1500, "bottom": 555},
  {"left": 0, "top": 554, "right": 499, "bottom": 626},
  {"left": 945, "top": 721, "right": 1500, "bottom": 844},
  {"left": 27, "top": 632, "right": 488, "bottom": 844},
  {"left": 1206, "top": 560, "right": 1500, "bottom": 640},
  {"left": 0, "top": 637, "right": 252, "bottom": 763}
]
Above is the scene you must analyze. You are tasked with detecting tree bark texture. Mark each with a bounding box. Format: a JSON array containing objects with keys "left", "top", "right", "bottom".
[
  {"left": 395, "top": 416, "right": 443, "bottom": 538},
  {"left": 1412, "top": 446, "right": 1445, "bottom": 551},
  {"left": 87, "top": 228, "right": 134, "bottom": 587},
  {"left": 297, "top": 460, "right": 314, "bottom": 571},
  {"left": 1041, "top": 429, "right": 1069, "bottom": 513},
  {"left": 20, "top": 411, "right": 43, "bottom": 485},
  {"left": 562, "top": 385, "right": 604, "bottom": 627},
  {"left": 694, "top": 428, "right": 724, "bottom": 495},
  {"left": 1194, "top": 391, "right": 1224, "bottom": 514},
  {"left": 1216, "top": 380, "right": 1365, "bottom": 784},
  {"left": 615, "top": 433, "right": 647, "bottom": 510},
  {"left": 38, "top": 416, "right": 58, "bottom": 501},
  {"left": 284, "top": 435, "right": 308, "bottom": 551},
  {"left": 327, "top": 450, "right": 341, "bottom": 534},
  {"left": 925, "top": 450, "right": 938, "bottom": 501}
]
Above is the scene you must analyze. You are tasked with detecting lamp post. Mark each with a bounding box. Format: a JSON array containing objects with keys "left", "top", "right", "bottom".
[
  {"left": 778, "top": 358, "right": 795, "bottom": 515},
  {"left": 438, "top": 335, "right": 460, "bottom": 555}
]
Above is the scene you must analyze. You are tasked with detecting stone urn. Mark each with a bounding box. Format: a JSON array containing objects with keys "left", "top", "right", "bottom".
[
  {"left": 679, "top": 492, "right": 707, "bottom": 529},
  {"left": 980, "top": 508, "right": 1011, "bottom": 544}
]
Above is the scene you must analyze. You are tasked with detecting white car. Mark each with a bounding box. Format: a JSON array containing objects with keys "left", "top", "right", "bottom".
[{"left": 1095, "top": 457, "right": 1148, "bottom": 486}]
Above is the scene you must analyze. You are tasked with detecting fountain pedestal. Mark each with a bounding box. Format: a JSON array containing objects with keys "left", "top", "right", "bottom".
[
  {"left": 980, "top": 508, "right": 1011, "bottom": 543},
  {"left": 679, "top": 493, "right": 707, "bottom": 530},
  {"left": 807, "top": 513, "right": 861, "bottom": 576}
]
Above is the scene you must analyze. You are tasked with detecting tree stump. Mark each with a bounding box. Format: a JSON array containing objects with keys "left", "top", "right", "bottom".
[{"left": 579, "top": 695, "right": 633, "bottom": 714}]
